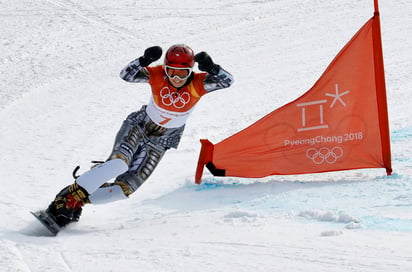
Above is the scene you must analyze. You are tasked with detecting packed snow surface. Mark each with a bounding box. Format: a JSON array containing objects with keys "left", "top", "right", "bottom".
[{"left": 1, "top": 0, "right": 411, "bottom": 271}]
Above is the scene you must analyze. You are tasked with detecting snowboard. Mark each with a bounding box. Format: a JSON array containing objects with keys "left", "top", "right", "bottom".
[{"left": 31, "top": 210, "right": 61, "bottom": 235}]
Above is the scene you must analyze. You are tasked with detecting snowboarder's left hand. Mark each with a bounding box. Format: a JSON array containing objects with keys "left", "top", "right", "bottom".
[{"left": 194, "top": 52, "right": 220, "bottom": 75}]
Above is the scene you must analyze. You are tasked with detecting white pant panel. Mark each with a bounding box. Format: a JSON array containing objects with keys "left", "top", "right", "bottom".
[
  {"left": 89, "top": 185, "right": 128, "bottom": 204},
  {"left": 76, "top": 159, "right": 128, "bottom": 194}
]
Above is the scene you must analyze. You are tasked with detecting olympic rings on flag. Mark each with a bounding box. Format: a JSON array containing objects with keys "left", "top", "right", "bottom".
[
  {"left": 306, "top": 146, "right": 344, "bottom": 164},
  {"left": 160, "top": 87, "right": 190, "bottom": 109}
]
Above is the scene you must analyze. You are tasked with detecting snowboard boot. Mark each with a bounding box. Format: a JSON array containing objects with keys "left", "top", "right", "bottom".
[{"left": 46, "top": 183, "right": 90, "bottom": 227}]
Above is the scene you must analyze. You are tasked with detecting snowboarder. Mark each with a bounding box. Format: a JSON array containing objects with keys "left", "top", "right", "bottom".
[{"left": 42, "top": 44, "right": 234, "bottom": 229}]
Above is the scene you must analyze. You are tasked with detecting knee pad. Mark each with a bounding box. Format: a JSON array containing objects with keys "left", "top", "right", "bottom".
[{"left": 115, "top": 143, "right": 166, "bottom": 195}]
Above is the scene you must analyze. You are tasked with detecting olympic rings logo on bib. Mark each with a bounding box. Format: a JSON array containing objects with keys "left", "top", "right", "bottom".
[
  {"left": 306, "top": 146, "right": 344, "bottom": 164},
  {"left": 160, "top": 87, "right": 190, "bottom": 109}
]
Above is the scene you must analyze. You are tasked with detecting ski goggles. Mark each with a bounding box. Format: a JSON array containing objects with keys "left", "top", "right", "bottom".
[{"left": 164, "top": 65, "right": 192, "bottom": 81}]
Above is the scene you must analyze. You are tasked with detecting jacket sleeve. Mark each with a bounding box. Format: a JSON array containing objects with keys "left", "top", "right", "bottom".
[
  {"left": 119, "top": 58, "right": 149, "bottom": 83},
  {"left": 203, "top": 66, "right": 234, "bottom": 92}
]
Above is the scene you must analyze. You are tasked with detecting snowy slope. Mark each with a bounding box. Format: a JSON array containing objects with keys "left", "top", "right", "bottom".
[{"left": 1, "top": 0, "right": 411, "bottom": 271}]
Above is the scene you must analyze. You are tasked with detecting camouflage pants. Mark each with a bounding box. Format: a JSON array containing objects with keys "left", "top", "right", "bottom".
[{"left": 107, "top": 106, "right": 184, "bottom": 195}]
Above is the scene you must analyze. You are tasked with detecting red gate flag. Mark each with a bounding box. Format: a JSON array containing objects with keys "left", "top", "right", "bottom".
[{"left": 195, "top": 4, "right": 391, "bottom": 184}]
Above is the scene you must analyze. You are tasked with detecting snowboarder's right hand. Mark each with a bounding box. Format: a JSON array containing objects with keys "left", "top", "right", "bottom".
[{"left": 139, "top": 46, "right": 162, "bottom": 67}]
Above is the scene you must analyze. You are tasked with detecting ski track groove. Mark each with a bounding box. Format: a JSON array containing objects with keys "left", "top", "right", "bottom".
[
  {"left": 0, "top": 241, "right": 30, "bottom": 272},
  {"left": 45, "top": 0, "right": 140, "bottom": 40},
  {"left": 57, "top": 251, "right": 73, "bottom": 272}
]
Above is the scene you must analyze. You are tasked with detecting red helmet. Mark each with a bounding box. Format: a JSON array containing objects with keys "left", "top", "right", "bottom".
[{"left": 164, "top": 44, "right": 195, "bottom": 68}]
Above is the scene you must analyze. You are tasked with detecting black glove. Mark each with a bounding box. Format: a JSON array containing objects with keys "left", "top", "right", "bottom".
[
  {"left": 194, "top": 52, "right": 220, "bottom": 75},
  {"left": 139, "top": 46, "right": 162, "bottom": 67}
]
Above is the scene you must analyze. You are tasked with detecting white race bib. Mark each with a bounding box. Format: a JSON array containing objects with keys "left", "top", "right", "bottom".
[{"left": 146, "top": 98, "right": 196, "bottom": 128}]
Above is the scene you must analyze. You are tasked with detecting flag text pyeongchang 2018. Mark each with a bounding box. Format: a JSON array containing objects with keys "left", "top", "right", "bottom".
[{"left": 283, "top": 132, "right": 364, "bottom": 147}]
